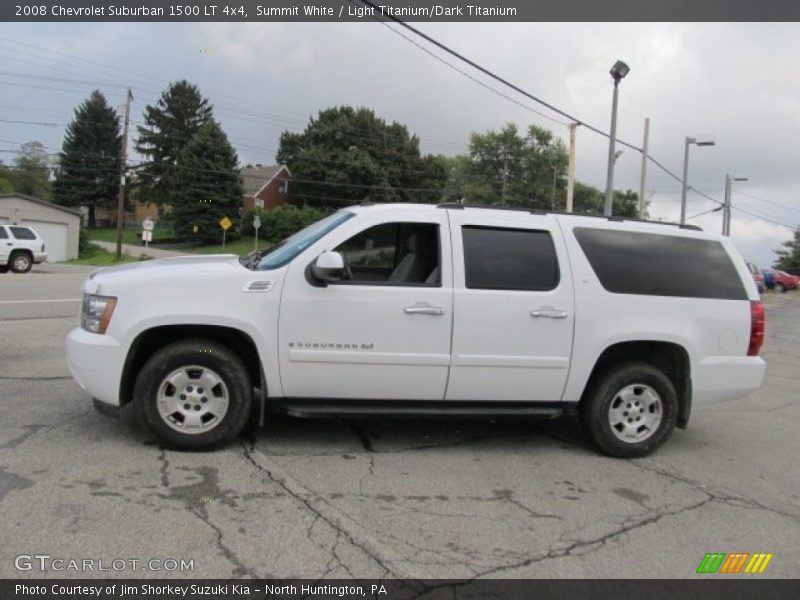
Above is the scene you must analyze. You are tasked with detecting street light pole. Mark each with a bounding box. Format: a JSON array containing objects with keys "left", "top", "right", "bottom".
[
  {"left": 679, "top": 136, "right": 715, "bottom": 225},
  {"left": 680, "top": 138, "right": 692, "bottom": 225},
  {"left": 604, "top": 60, "right": 629, "bottom": 216}
]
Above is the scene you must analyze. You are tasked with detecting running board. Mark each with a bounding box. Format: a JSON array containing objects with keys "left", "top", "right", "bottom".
[{"left": 275, "top": 398, "right": 566, "bottom": 420}]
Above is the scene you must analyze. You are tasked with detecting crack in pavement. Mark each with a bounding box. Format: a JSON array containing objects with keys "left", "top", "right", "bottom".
[
  {"left": 0, "top": 376, "right": 72, "bottom": 381},
  {"left": 241, "top": 440, "right": 396, "bottom": 577},
  {"left": 633, "top": 462, "right": 800, "bottom": 523},
  {"left": 155, "top": 449, "right": 261, "bottom": 578},
  {"left": 472, "top": 494, "right": 715, "bottom": 578}
]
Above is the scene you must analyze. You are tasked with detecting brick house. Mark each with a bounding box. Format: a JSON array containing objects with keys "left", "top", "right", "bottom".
[{"left": 242, "top": 164, "right": 292, "bottom": 213}]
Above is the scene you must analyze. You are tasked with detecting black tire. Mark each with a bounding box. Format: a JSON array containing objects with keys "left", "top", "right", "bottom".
[
  {"left": 133, "top": 338, "right": 252, "bottom": 449},
  {"left": 9, "top": 251, "right": 32, "bottom": 274},
  {"left": 776, "top": 283, "right": 785, "bottom": 293},
  {"left": 580, "top": 362, "right": 678, "bottom": 458},
  {"left": 0, "top": 264, "right": 8, "bottom": 273}
]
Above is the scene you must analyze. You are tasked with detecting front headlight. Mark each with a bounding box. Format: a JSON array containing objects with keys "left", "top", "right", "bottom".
[{"left": 81, "top": 294, "right": 117, "bottom": 334}]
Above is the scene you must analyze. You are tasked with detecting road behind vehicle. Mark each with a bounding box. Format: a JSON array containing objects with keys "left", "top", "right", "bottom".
[
  {"left": 0, "top": 224, "right": 47, "bottom": 273},
  {"left": 66, "top": 204, "right": 766, "bottom": 458}
]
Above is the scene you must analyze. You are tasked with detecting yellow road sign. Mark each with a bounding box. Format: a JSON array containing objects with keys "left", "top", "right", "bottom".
[{"left": 219, "top": 216, "right": 232, "bottom": 231}]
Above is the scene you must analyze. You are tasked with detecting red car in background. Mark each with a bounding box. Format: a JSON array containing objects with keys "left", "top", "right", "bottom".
[{"left": 773, "top": 270, "right": 800, "bottom": 293}]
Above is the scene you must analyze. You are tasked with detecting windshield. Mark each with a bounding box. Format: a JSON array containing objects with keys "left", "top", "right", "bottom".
[{"left": 253, "top": 211, "right": 354, "bottom": 270}]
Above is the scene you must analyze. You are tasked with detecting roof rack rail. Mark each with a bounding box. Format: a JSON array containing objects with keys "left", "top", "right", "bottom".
[{"left": 436, "top": 203, "right": 703, "bottom": 231}]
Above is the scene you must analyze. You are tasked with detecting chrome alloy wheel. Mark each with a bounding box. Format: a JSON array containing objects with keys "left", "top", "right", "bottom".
[
  {"left": 156, "top": 365, "right": 229, "bottom": 434},
  {"left": 607, "top": 383, "right": 663, "bottom": 443}
]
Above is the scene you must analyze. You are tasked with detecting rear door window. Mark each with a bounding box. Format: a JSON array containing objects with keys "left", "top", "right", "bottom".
[
  {"left": 462, "top": 226, "right": 559, "bottom": 291},
  {"left": 0, "top": 227, "right": 7, "bottom": 239}
]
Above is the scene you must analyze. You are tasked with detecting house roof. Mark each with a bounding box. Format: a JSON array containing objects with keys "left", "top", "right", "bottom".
[
  {"left": 0, "top": 193, "right": 82, "bottom": 217},
  {"left": 241, "top": 165, "right": 290, "bottom": 196}
]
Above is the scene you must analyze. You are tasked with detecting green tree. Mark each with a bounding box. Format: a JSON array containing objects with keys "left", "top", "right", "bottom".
[
  {"left": 463, "top": 123, "right": 568, "bottom": 207},
  {"left": 277, "top": 106, "right": 447, "bottom": 207},
  {"left": 52, "top": 90, "right": 121, "bottom": 228},
  {"left": 7, "top": 141, "right": 52, "bottom": 200},
  {"left": 572, "top": 183, "right": 643, "bottom": 217},
  {"left": 135, "top": 80, "right": 212, "bottom": 206},
  {"left": 773, "top": 227, "right": 800, "bottom": 272},
  {"left": 0, "top": 160, "right": 14, "bottom": 193},
  {"left": 170, "top": 121, "right": 242, "bottom": 243}
]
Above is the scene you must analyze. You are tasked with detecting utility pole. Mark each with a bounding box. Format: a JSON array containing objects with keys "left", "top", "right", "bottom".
[
  {"left": 722, "top": 175, "right": 731, "bottom": 236},
  {"left": 638, "top": 117, "right": 650, "bottom": 219},
  {"left": 566, "top": 122, "right": 578, "bottom": 213},
  {"left": 501, "top": 156, "right": 509, "bottom": 205},
  {"left": 115, "top": 88, "right": 132, "bottom": 260}
]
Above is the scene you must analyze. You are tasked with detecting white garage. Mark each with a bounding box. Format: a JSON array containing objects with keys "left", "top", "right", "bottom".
[{"left": 0, "top": 194, "right": 81, "bottom": 262}]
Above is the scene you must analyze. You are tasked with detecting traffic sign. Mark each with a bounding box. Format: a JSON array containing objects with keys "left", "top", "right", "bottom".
[
  {"left": 253, "top": 215, "right": 261, "bottom": 230},
  {"left": 219, "top": 216, "right": 232, "bottom": 231},
  {"left": 142, "top": 217, "right": 154, "bottom": 232}
]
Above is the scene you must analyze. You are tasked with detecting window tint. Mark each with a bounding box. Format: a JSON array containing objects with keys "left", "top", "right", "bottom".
[
  {"left": 0, "top": 227, "right": 7, "bottom": 239},
  {"left": 9, "top": 226, "right": 36, "bottom": 240},
  {"left": 462, "top": 226, "right": 559, "bottom": 291},
  {"left": 573, "top": 227, "right": 748, "bottom": 300},
  {"left": 334, "top": 222, "right": 439, "bottom": 286}
]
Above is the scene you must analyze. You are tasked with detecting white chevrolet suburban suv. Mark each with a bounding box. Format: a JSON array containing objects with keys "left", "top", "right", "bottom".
[
  {"left": 0, "top": 224, "right": 48, "bottom": 273},
  {"left": 66, "top": 203, "right": 766, "bottom": 457}
]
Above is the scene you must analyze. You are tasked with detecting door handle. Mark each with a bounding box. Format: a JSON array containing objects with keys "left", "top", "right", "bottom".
[
  {"left": 404, "top": 306, "right": 445, "bottom": 316},
  {"left": 530, "top": 309, "right": 568, "bottom": 319}
]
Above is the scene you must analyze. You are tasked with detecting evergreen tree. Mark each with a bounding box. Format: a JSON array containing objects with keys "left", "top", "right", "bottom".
[
  {"left": 52, "top": 90, "right": 121, "bottom": 228},
  {"left": 773, "top": 227, "right": 800, "bottom": 272},
  {"left": 170, "top": 121, "right": 242, "bottom": 243},
  {"left": 135, "top": 80, "right": 212, "bottom": 206}
]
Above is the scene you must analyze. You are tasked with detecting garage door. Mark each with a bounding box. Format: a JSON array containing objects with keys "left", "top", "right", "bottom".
[{"left": 22, "top": 220, "right": 68, "bottom": 262}]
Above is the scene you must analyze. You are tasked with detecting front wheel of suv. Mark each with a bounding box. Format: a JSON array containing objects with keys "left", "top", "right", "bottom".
[
  {"left": 580, "top": 362, "right": 678, "bottom": 458},
  {"left": 133, "top": 339, "right": 253, "bottom": 449}
]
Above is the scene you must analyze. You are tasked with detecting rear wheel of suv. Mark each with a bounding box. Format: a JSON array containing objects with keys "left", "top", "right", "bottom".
[
  {"left": 9, "top": 251, "right": 32, "bottom": 274},
  {"left": 580, "top": 362, "right": 678, "bottom": 458},
  {"left": 133, "top": 339, "right": 252, "bottom": 449}
]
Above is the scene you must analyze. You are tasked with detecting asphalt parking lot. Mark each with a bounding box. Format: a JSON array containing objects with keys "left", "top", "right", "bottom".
[{"left": 1, "top": 264, "right": 798, "bottom": 579}]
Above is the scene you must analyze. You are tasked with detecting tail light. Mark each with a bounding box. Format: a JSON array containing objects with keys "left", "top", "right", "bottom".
[{"left": 748, "top": 300, "right": 765, "bottom": 356}]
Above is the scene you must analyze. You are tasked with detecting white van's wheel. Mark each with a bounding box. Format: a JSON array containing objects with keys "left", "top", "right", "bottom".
[
  {"left": 580, "top": 362, "right": 678, "bottom": 458},
  {"left": 134, "top": 339, "right": 252, "bottom": 449}
]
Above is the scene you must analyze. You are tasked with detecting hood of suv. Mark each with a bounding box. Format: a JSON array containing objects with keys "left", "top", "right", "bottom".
[{"left": 85, "top": 254, "right": 245, "bottom": 291}]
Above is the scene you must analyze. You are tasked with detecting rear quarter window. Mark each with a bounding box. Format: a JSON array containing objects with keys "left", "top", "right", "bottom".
[
  {"left": 9, "top": 226, "right": 37, "bottom": 240},
  {"left": 573, "top": 227, "right": 747, "bottom": 300}
]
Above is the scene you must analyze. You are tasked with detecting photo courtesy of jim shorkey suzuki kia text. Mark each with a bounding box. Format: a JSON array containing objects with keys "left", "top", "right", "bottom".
[{"left": 14, "top": 583, "right": 386, "bottom": 596}]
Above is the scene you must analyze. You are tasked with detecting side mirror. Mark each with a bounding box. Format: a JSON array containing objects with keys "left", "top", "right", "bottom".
[{"left": 312, "top": 251, "right": 345, "bottom": 282}]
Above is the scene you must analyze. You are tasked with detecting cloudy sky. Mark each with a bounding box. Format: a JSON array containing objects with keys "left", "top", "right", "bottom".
[{"left": 1, "top": 21, "right": 798, "bottom": 266}]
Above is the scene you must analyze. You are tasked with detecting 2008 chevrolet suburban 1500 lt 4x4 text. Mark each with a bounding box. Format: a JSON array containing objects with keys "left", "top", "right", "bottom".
[{"left": 66, "top": 203, "right": 766, "bottom": 457}]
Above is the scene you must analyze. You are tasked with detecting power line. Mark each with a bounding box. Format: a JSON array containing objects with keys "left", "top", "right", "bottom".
[
  {"left": 734, "top": 190, "right": 800, "bottom": 215},
  {"left": 356, "top": 0, "right": 714, "bottom": 197},
  {"left": 686, "top": 205, "right": 722, "bottom": 220},
  {"left": 730, "top": 204, "right": 797, "bottom": 230},
  {"left": 378, "top": 20, "right": 569, "bottom": 128},
  {"left": 0, "top": 118, "right": 58, "bottom": 127}
]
